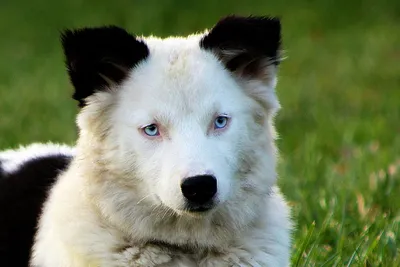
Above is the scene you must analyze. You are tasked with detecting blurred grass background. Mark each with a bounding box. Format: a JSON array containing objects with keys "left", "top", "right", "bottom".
[{"left": 0, "top": 0, "right": 399, "bottom": 265}]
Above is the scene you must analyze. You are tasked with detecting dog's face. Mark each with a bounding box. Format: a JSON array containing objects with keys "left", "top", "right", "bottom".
[
  {"left": 112, "top": 42, "right": 262, "bottom": 213},
  {"left": 62, "top": 16, "right": 281, "bottom": 217}
]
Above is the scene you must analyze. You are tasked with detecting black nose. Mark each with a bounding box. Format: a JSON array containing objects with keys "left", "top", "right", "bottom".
[{"left": 181, "top": 175, "right": 217, "bottom": 205}]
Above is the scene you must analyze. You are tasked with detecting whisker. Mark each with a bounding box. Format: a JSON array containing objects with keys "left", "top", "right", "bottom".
[{"left": 136, "top": 193, "right": 155, "bottom": 205}]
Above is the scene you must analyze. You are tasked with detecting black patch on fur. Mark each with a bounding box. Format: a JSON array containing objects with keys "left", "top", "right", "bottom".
[
  {"left": 61, "top": 26, "right": 149, "bottom": 107},
  {"left": 200, "top": 16, "right": 281, "bottom": 78},
  {"left": 0, "top": 155, "right": 72, "bottom": 267}
]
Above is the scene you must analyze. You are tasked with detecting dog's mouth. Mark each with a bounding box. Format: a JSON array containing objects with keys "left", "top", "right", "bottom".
[
  {"left": 183, "top": 200, "right": 216, "bottom": 214},
  {"left": 157, "top": 196, "right": 220, "bottom": 217}
]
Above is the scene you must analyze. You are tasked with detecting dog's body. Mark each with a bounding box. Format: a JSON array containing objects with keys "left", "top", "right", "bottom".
[
  {"left": 1, "top": 16, "right": 292, "bottom": 266},
  {"left": 0, "top": 144, "right": 74, "bottom": 267}
]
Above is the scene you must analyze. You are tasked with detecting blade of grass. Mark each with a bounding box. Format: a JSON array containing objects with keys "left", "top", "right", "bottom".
[{"left": 294, "top": 221, "right": 316, "bottom": 267}]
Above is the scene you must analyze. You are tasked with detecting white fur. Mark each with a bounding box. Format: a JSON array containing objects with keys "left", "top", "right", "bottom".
[
  {"left": 0, "top": 143, "right": 75, "bottom": 175},
  {"left": 30, "top": 34, "right": 291, "bottom": 266}
]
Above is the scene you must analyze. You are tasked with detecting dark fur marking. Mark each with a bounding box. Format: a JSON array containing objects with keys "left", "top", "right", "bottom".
[
  {"left": 0, "top": 155, "right": 71, "bottom": 267},
  {"left": 61, "top": 26, "right": 149, "bottom": 107},
  {"left": 200, "top": 16, "right": 281, "bottom": 78}
]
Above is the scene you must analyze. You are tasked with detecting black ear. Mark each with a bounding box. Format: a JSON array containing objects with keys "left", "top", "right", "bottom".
[
  {"left": 200, "top": 16, "right": 281, "bottom": 82},
  {"left": 61, "top": 26, "right": 149, "bottom": 107}
]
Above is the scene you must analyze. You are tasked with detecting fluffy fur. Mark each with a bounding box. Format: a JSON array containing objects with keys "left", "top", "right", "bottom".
[
  {"left": 3, "top": 15, "right": 292, "bottom": 267},
  {"left": 0, "top": 143, "right": 74, "bottom": 267}
]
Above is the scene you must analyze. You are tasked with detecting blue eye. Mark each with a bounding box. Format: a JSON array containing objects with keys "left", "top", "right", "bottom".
[
  {"left": 214, "top": 116, "right": 229, "bottom": 129},
  {"left": 143, "top": 124, "right": 159, "bottom": 136}
]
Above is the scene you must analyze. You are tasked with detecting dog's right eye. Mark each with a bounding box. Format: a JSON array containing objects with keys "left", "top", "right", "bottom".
[{"left": 142, "top": 124, "right": 160, "bottom": 136}]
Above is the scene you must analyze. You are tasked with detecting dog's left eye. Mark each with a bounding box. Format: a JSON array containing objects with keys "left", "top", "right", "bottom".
[
  {"left": 142, "top": 124, "right": 160, "bottom": 136},
  {"left": 214, "top": 116, "right": 229, "bottom": 129}
]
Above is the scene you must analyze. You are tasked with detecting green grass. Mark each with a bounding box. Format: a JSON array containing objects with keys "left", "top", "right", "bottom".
[{"left": 1, "top": 0, "right": 399, "bottom": 265}]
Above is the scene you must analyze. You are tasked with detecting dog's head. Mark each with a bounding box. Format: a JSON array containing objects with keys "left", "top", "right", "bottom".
[{"left": 62, "top": 16, "right": 281, "bottom": 218}]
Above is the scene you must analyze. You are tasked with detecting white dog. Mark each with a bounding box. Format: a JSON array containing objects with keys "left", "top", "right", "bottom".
[{"left": 5, "top": 15, "right": 292, "bottom": 267}]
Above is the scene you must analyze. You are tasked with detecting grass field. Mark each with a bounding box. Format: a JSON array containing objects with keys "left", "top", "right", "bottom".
[{"left": 1, "top": 0, "right": 399, "bottom": 266}]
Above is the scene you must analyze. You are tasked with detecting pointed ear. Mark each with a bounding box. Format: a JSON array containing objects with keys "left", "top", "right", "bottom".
[
  {"left": 200, "top": 16, "right": 281, "bottom": 84},
  {"left": 61, "top": 26, "right": 149, "bottom": 107}
]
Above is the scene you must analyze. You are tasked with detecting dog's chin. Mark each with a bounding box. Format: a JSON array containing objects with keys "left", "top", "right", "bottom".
[{"left": 181, "top": 208, "right": 214, "bottom": 218}]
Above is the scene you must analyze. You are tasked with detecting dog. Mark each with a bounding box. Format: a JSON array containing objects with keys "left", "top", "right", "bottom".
[{"left": 1, "top": 15, "right": 292, "bottom": 266}]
